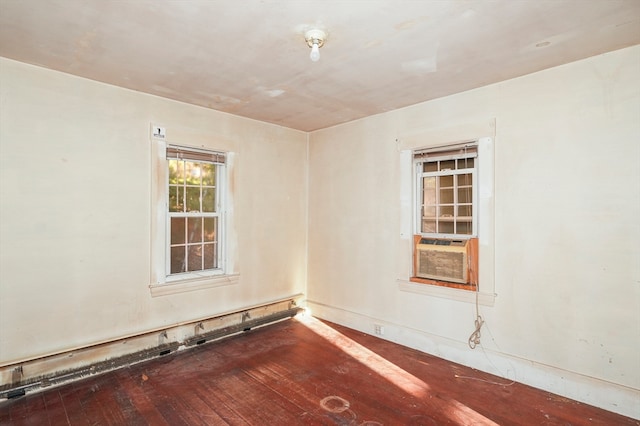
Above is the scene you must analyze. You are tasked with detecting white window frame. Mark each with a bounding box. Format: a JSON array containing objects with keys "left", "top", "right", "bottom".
[
  {"left": 414, "top": 143, "right": 478, "bottom": 239},
  {"left": 165, "top": 145, "right": 226, "bottom": 279},
  {"left": 150, "top": 126, "right": 239, "bottom": 297}
]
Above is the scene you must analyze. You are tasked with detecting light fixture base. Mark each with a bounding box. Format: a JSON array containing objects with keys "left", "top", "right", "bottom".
[{"left": 305, "top": 29, "right": 326, "bottom": 48}]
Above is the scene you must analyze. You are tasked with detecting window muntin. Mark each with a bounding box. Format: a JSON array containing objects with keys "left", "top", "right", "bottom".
[
  {"left": 415, "top": 145, "right": 477, "bottom": 238},
  {"left": 166, "top": 147, "right": 224, "bottom": 276}
]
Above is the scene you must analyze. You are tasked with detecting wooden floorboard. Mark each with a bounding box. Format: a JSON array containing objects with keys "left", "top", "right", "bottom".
[{"left": 0, "top": 316, "right": 637, "bottom": 425}]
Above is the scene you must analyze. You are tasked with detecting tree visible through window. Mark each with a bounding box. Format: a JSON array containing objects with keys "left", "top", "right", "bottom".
[{"left": 167, "top": 146, "right": 225, "bottom": 275}]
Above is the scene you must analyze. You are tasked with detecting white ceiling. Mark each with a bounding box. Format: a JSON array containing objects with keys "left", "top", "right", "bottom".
[{"left": 1, "top": 0, "right": 639, "bottom": 132}]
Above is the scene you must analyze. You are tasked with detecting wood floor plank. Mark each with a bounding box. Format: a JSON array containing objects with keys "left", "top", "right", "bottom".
[
  {"left": 74, "top": 373, "right": 131, "bottom": 425},
  {"left": 136, "top": 374, "right": 205, "bottom": 426},
  {"left": 0, "top": 316, "right": 637, "bottom": 425},
  {"left": 8, "top": 393, "right": 49, "bottom": 426},
  {"left": 41, "top": 390, "right": 70, "bottom": 426},
  {"left": 195, "top": 380, "right": 250, "bottom": 425},
  {"left": 113, "top": 367, "right": 170, "bottom": 426},
  {"left": 211, "top": 369, "right": 307, "bottom": 423},
  {"left": 55, "top": 382, "right": 90, "bottom": 425}
]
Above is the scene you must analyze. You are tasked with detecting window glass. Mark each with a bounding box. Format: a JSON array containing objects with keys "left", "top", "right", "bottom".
[
  {"left": 171, "top": 217, "right": 186, "bottom": 245},
  {"left": 171, "top": 246, "right": 186, "bottom": 274},
  {"left": 203, "top": 243, "right": 216, "bottom": 269},
  {"left": 201, "top": 163, "right": 216, "bottom": 186},
  {"left": 202, "top": 188, "right": 216, "bottom": 212},
  {"left": 185, "top": 187, "right": 200, "bottom": 212},
  {"left": 456, "top": 222, "right": 472, "bottom": 235},
  {"left": 187, "top": 245, "right": 202, "bottom": 271},
  {"left": 167, "top": 154, "right": 223, "bottom": 276},
  {"left": 424, "top": 162, "right": 437, "bottom": 172},
  {"left": 416, "top": 147, "right": 477, "bottom": 237},
  {"left": 458, "top": 205, "right": 472, "bottom": 217},
  {"left": 169, "top": 186, "right": 184, "bottom": 212},
  {"left": 204, "top": 217, "right": 216, "bottom": 242},
  {"left": 440, "top": 160, "right": 455, "bottom": 171}
]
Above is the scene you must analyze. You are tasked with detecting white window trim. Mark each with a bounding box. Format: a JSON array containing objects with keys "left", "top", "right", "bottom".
[
  {"left": 398, "top": 134, "right": 495, "bottom": 305},
  {"left": 149, "top": 126, "right": 238, "bottom": 297}
]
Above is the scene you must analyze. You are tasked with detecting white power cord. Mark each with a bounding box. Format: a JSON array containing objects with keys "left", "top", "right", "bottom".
[
  {"left": 468, "top": 314, "right": 484, "bottom": 349},
  {"left": 467, "top": 239, "right": 483, "bottom": 349}
]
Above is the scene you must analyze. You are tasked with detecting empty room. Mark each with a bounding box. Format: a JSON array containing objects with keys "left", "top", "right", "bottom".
[{"left": 0, "top": 0, "right": 639, "bottom": 424}]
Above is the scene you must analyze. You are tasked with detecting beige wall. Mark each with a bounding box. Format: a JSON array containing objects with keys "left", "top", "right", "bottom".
[
  {"left": 307, "top": 45, "right": 640, "bottom": 417},
  {"left": 0, "top": 57, "right": 308, "bottom": 364}
]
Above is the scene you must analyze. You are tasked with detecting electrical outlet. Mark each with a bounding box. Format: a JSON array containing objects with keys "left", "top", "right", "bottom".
[{"left": 374, "top": 324, "right": 384, "bottom": 335}]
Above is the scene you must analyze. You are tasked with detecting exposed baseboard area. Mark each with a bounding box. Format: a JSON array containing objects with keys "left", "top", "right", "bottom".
[
  {"left": 307, "top": 300, "right": 640, "bottom": 420},
  {"left": 0, "top": 295, "right": 303, "bottom": 400}
]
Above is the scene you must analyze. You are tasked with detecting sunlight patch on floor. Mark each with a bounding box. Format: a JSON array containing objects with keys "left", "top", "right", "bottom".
[
  {"left": 298, "top": 315, "right": 500, "bottom": 425},
  {"left": 445, "top": 398, "right": 500, "bottom": 425},
  {"left": 298, "top": 314, "right": 429, "bottom": 398}
]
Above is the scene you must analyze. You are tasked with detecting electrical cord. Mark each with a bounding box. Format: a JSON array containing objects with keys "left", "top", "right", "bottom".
[
  {"left": 468, "top": 314, "right": 484, "bottom": 349},
  {"left": 467, "top": 237, "right": 483, "bottom": 349}
]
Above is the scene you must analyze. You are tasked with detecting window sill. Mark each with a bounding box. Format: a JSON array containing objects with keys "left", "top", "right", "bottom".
[
  {"left": 397, "top": 279, "right": 495, "bottom": 306},
  {"left": 409, "top": 276, "right": 477, "bottom": 291},
  {"left": 149, "top": 273, "right": 240, "bottom": 297}
]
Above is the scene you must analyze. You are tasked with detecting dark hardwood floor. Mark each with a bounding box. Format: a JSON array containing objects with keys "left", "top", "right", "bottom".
[{"left": 0, "top": 315, "right": 637, "bottom": 425}]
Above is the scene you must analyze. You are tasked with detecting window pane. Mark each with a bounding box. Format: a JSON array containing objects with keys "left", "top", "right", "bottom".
[
  {"left": 440, "top": 188, "right": 454, "bottom": 204},
  {"left": 186, "top": 187, "right": 201, "bottom": 212},
  {"left": 185, "top": 162, "right": 202, "bottom": 185},
  {"left": 169, "top": 186, "right": 184, "bottom": 212},
  {"left": 423, "top": 206, "right": 436, "bottom": 217},
  {"left": 416, "top": 149, "right": 477, "bottom": 238},
  {"left": 187, "top": 217, "right": 203, "bottom": 243},
  {"left": 458, "top": 188, "right": 473, "bottom": 204},
  {"left": 187, "top": 245, "right": 202, "bottom": 271},
  {"left": 166, "top": 152, "right": 225, "bottom": 277},
  {"left": 202, "top": 187, "right": 216, "bottom": 212},
  {"left": 440, "top": 206, "right": 454, "bottom": 217},
  {"left": 171, "top": 246, "right": 186, "bottom": 274},
  {"left": 456, "top": 222, "right": 472, "bottom": 234},
  {"left": 438, "top": 222, "right": 454, "bottom": 234},
  {"left": 423, "top": 162, "right": 437, "bottom": 172},
  {"left": 459, "top": 158, "right": 474, "bottom": 169},
  {"left": 203, "top": 243, "right": 216, "bottom": 269},
  {"left": 458, "top": 173, "right": 473, "bottom": 187},
  {"left": 458, "top": 205, "right": 473, "bottom": 217},
  {"left": 422, "top": 219, "right": 436, "bottom": 233},
  {"left": 201, "top": 164, "right": 216, "bottom": 186},
  {"left": 171, "top": 217, "right": 186, "bottom": 245},
  {"left": 169, "top": 160, "right": 184, "bottom": 184},
  {"left": 440, "top": 160, "right": 455, "bottom": 171},
  {"left": 204, "top": 217, "right": 216, "bottom": 242},
  {"left": 440, "top": 175, "right": 453, "bottom": 187},
  {"left": 423, "top": 177, "right": 436, "bottom": 205}
]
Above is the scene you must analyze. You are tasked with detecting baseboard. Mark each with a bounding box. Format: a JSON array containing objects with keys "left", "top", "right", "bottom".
[
  {"left": 0, "top": 295, "right": 303, "bottom": 399},
  {"left": 306, "top": 300, "right": 640, "bottom": 420}
]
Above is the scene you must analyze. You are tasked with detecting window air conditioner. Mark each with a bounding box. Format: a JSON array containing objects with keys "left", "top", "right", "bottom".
[{"left": 415, "top": 238, "right": 474, "bottom": 284}]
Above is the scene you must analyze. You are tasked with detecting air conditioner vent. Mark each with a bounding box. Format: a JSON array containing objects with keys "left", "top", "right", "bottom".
[{"left": 416, "top": 238, "right": 470, "bottom": 284}]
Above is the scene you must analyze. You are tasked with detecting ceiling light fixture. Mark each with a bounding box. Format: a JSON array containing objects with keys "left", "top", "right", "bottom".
[{"left": 305, "top": 29, "right": 326, "bottom": 62}]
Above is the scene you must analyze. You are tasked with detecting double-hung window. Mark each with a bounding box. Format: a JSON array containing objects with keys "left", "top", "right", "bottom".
[
  {"left": 412, "top": 142, "right": 479, "bottom": 289},
  {"left": 415, "top": 143, "right": 478, "bottom": 238},
  {"left": 150, "top": 126, "right": 238, "bottom": 297},
  {"left": 166, "top": 146, "right": 225, "bottom": 277}
]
